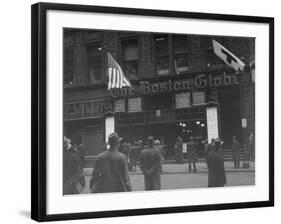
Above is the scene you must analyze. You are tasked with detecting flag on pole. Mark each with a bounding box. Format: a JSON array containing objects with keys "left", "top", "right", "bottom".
[
  {"left": 107, "top": 52, "right": 132, "bottom": 90},
  {"left": 212, "top": 40, "right": 245, "bottom": 72}
]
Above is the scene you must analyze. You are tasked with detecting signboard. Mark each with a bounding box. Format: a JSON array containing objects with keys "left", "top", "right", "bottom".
[
  {"left": 206, "top": 107, "right": 219, "bottom": 143},
  {"left": 114, "top": 99, "right": 126, "bottom": 112},
  {"left": 241, "top": 118, "right": 247, "bottom": 128},
  {"left": 128, "top": 97, "right": 142, "bottom": 113},
  {"left": 192, "top": 91, "right": 205, "bottom": 105},
  {"left": 182, "top": 143, "right": 187, "bottom": 153},
  {"left": 175, "top": 92, "right": 191, "bottom": 109},
  {"left": 109, "top": 73, "right": 240, "bottom": 98}
]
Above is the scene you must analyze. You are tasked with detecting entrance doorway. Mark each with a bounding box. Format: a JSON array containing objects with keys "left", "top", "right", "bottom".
[{"left": 218, "top": 86, "right": 242, "bottom": 145}]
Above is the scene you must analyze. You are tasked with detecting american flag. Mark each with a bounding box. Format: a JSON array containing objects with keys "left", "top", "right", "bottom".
[{"left": 107, "top": 52, "right": 132, "bottom": 90}]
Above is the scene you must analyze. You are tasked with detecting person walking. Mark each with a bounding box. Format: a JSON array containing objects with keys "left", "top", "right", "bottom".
[
  {"left": 232, "top": 136, "right": 241, "bottom": 168},
  {"left": 206, "top": 139, "right": 226, "bottom": 187},
  {"left": 90, "top": 132, "right": 131, "bottom": 193},
  {"left": 187, "top": 136, "right": 198, "bottom": 172},
  {"left": 174, "top": 136, "right": 184, "bottom": 163},
  {"left": 139, "top": 136, "right": 162, "bottom": 190},
  {"left": 247, "top": 132, "right": 255, "bottom": 161}
]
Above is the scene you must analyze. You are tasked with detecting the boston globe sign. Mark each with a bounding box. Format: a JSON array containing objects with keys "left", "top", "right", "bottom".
[{"left": 109, "top": 73, "right": 240, "bottom": 98}]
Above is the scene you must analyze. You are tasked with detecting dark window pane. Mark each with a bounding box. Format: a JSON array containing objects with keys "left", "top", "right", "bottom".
[
  {"left": 122, "top": 39, "right": 138, "bottom": 61},
  {"left": 64, "top": 47, "right": 74, "bottom": 86},
  {"left": 173, "top": 35, "right": 188, "bottom": 54},
  {"left": 154, "top": 35, "right": 169, "bottom": 56},
  {"left": 87, "top": 44, "right": 102, "bottom": 83}
]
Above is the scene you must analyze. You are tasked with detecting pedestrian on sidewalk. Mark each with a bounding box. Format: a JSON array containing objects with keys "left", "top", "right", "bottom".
[
  {"left": 174, "top": 136, "right": 184, "bottom": 163},
  {"left": 139, "top": 136, "right": 162, "bottom": 190},
  {"left": 187, "top": 136, "right": 198, "bottom": 172},
  {"left": 232, "top": 136, "right": 241, "bottom": 168},
  {"left": 247, "top": 132, "right": 255, "bottom": 162},
  {"left": 206, "top": 138, "right": 226, "bottom": 187},
  {"left": 90, "top": 132, "right": 131, "bottom": 193},
  {"left": 63, "top": 137, "right": 83, "bottom": 195}
]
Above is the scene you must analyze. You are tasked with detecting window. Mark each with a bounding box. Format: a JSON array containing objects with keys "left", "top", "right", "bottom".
[
  {"left": 154, "top": 35, "right": 170, "bottom": 76},
  {"left": 66, "top": 103, "right": 82, "bottom": 119},
  {"left": 192, "top": 91, "right": 206, "bottom": 105},
  {"left": 122, "top": 38, "right": 138, "bottom": 80},
  {"left": 64, "top": 47, "right": 74, "bottom": 87},
  {"left": 87, "top": 44, "right": 103, "bottom": 84},
  {"left": 173, "top": 35, "right": 190, "bottom": 74},
  {"left": 114, "top": 99, "right": 126, "bottom": 112},
  {"left": 175, "top": 92, "right": 191, "bottom": 109}
]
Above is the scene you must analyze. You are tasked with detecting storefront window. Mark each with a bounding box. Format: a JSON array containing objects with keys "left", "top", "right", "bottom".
[
  {"left": 192, "top": 91, "right": 206, "bottom": 106},
  {"left": 114, "top": 99, "right": 126, "bottom": 113}
]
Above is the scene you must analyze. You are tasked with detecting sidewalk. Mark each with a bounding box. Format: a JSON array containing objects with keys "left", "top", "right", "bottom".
[{"left": 83, "top": 161, "right": 255, "bottom": 176}]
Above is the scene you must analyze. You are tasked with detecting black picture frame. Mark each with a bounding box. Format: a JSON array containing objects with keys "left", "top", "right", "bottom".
[{"left": 31, "top": 2, "right": 274, "bottom": 222}]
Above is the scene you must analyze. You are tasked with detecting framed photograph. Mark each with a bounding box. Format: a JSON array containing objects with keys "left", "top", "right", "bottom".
[{"left": 31, "top": 2, "right": 274, "bottom": 222}]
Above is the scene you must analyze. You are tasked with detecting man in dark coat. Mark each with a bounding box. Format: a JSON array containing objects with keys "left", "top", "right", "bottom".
[
  {"left": 139, "top": 136, "right": 162, "bottom": 190},
  {"left": 174, "top": 136, "right": 184, "bottom": 163},
  {"left": 207, "top": 139, "right": 226, "bottom": 187},
  {"left": 63, "top": 137, "right": 82, "bottom": 195},
  {"left": 232, "top": 136, "right": 241, "bottom": 168},
  {"left": 90, "top": 132, "right": 131, "bottom": 193},
  {"left": 247, "top": 132, "right": 255, "bottom": 161},
  {"left": 187, "top": 136, "right": 198, "bottom": 172}
]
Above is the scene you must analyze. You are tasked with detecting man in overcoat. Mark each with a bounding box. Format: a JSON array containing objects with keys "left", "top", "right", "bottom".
[
  {"left": 139, "top": 136, "right": 162, "bottom": 190},
  {"left": 206, "top": 139, "right": 226, "bottom": 187},
  {"left": 63, "top": 137, "right": 82, "bottom": 195},
  {"left": 187, "top": 136, "right": 198, "bottom": 172},
  {"left": 90, "top": 132, "right": 131, "bottom": 193}
]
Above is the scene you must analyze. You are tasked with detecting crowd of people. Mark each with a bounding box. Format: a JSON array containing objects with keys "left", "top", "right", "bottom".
[{"left": 63, "top": 132, "right": 255, "bottom": 194}]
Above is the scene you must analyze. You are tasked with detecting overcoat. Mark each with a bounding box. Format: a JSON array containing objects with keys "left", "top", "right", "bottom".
[
  {"left": 139, "top": 147, "right": 161, "bottom": 190},
  {"left": 206, "top": 150, "right": 226, "bottom": 187},
  {"left": 91, "top": 150, "right": 131, "bottom": 193}
]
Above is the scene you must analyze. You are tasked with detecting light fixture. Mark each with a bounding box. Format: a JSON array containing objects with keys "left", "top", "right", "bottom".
[
  {"left": 196, "top": 121, "right": 200, "bottom": 125},
  {"left": 182, "top": 123, "right": 186, "bottom": 127},
  {"left": 201, "top": 123, "right": 205, "bottom": 127}
]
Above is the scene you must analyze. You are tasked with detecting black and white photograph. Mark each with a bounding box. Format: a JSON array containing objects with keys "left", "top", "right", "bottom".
[
  {"left": 63, "top": 29, "right": 256, "bottom": 195},
  {"left": 30, "top": 3, "right": 273, "bottom": 221}
]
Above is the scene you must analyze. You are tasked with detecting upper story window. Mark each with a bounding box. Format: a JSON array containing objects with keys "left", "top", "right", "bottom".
[
  {"left": 121, "top": 38, "right": 139, "bottom": 80},
  {"left": 87, "top": 44, "right": 103, "bottom": 84},
  {"left": 154, "top": 35, "right": 170, "bottom": 76},
  {"left": 63, "top": 47, "right": 74, "bottom": 87},
  {"left": 173, "top": 35, "right": 190, "bottom": 74}
]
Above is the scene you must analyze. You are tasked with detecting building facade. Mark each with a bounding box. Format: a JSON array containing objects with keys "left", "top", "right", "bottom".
[{"left": 63, "top": 29, "right": 255, "bottom": 159}]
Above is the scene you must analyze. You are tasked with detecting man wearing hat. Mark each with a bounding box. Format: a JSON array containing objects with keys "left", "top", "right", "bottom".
[
  {"left": 139, "top": 136, "right": 162, "bottom": 190},
  {"left": 90, "top": 132, "right": 131, "bottom": 193},
  {"left": 206, "top": 138, "right": 226, "bottom": 187}
]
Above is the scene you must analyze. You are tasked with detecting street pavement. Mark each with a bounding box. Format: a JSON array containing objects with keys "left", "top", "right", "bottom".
[{"left": 81, "top": 161, "right": 255, "bottom": 194}]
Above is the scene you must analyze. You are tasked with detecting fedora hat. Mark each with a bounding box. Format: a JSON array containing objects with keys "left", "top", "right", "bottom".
[{"left": 108, "top": 132, "right": 123, "bottom": 145}]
